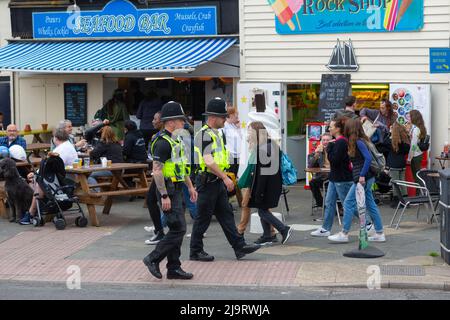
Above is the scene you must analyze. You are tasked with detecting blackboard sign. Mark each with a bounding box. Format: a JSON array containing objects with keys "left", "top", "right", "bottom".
[
  {"left": 64, "top": 83, "right": 87, "bottom": 127},
  {"left": 318, "top": 74, "right": 351, "bottom": 122}
]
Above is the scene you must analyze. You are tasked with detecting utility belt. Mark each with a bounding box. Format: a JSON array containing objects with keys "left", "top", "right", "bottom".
[
  {"left": 197, "top": 171, "right": 220, "bottom": 185},
  {"left": 164, "top": 177, "right": 183, "bottom": 195}
]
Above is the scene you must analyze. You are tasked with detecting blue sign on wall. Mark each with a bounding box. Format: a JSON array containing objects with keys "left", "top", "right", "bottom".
[
  {"left": 268, "top": 0, "right": 424, "bottom": 34},
  {"left": 33, "top": 0, "right": 217, "bottom": 39},
  {"left": 430, "top": 48, "right": 450, "bottom": 74}
]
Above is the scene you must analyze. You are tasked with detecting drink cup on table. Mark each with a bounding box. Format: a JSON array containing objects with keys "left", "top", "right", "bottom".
[
  {"left": 83, "top": 157, "right": 90, "bottom": 168},
  {"left": 101, "top": 157, "right": 107, "bottom": 168}
]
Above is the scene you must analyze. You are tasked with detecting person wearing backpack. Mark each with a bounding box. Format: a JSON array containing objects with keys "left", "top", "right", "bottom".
[
  {"left": 408, "top": 110, "right": 428, "bottom": 188},
  {"left": 310, "top": 117, "right": 353, "bottom": 238},
  {"left": 328, "top": 118, "right": 385, "bottom": 243},
  {"left": 247, "top": 121, "right": 293, "bottom": 245}
]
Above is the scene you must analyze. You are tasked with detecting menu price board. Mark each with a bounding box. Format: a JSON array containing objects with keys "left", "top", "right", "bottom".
[
  {"left": 318, "top": 74, "right": 351, "bottom": 122},
  {"left": 64, "top": 83, "right": 87, "bottom": 127}
]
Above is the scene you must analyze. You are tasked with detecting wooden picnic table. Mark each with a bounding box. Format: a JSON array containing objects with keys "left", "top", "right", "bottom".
[
  {"left": 305, "top": 167, "right": 331, "bottom": 174},
  {"left": 16, "top": 158, "right": 42, "bottom": 169},
  {"left": 26, "top": 143, "right": 51, "bottom": 157},
  {"left": 0, "top": 129, "right": 52, "bottom": 143},
  {"left": 65, "top": 163, "right": 149, "bottom": 227}
]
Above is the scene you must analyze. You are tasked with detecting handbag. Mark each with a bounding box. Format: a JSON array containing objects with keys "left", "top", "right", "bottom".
[
  {"left": 237, "top": 153, "right": 256, "bottom": 189},
  {"left": 362, "top": 114, "right": 380, "bottom": 138}
]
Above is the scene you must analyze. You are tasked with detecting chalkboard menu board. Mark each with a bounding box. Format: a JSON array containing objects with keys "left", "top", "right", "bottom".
[
  {"left": 64, "top": 83, "right": 87, "bottom": 127},
  {"left": 318, "top": 74, "right": 351, "bottom": 122}
]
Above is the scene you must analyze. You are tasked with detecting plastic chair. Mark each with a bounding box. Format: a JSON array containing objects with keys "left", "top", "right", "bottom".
[{"left": 390, "top": 180, "right": 435, "bottom": 229}]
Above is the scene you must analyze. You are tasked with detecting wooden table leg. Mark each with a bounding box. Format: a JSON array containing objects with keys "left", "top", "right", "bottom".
[
  {"left": 86, "top": 204, "right": 99, "bottom": 227},
  {"left": 103, "top": 174, "right": 120, "bottom": 215},
  {"left": 34, "top": 134, "right": 44, "bottom": 143},
  {"left": 79, "top": 174, "right": 100, "bottom": 227}
]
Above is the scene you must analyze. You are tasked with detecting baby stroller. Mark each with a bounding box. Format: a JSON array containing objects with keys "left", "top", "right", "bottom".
[{"left": 31, "top": 155, "right": 88, "bottom": 230}]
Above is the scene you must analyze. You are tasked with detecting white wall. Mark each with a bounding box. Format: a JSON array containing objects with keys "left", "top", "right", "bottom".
[
  {"left": 240, "top": 0, "right": 450, "bottom": 168},
  {"left": 240, "top": 0, "right": 450, "bottom": 83},
  {"left": 14, "top": 74, "right": 103, "bottom": 139},
  {"left": 0, "top": 0, "right": 11, "bottom": 47}
]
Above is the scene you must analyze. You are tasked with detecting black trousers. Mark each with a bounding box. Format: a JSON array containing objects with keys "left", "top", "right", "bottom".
[
  {"left": 190, "top": 179, "right": 245, "bottom": 255},
  {"left": 309, "top": 177, "right": 325, "bottom": 206},
  {"left": 147, "top": 183, "right": 186, "bottom": 271},
  {"left": 147, "top": 180, "right": 163, "bottom": 233}
]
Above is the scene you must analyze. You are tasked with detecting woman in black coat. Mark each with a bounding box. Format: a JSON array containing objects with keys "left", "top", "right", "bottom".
[{"left": 247, "top": 121, "right": 292, "bottom": 245}]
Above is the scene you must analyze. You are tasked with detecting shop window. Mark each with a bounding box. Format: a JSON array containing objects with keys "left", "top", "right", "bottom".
[
  {"left": 352, "top": 84, "right": 390, "bottom": 112},
  {"left": 287, "top": 84, "right": 320, "bottom": 136}
]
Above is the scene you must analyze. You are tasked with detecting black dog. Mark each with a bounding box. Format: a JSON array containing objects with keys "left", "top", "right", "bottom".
[{"left": 0, "top": 159, "right": 33, "bottom": 223}]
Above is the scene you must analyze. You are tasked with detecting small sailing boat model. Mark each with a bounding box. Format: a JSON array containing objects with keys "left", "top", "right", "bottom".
[{"left": 326, "top": 39, "right": 359, "bottom": 72}]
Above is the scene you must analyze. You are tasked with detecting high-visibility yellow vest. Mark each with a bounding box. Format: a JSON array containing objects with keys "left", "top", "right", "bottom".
[
  {"left": 151, "top": 132, "right": 187, "bottom": 182},
  {"left": 194, "top": 125, "right": 230, "bottom": 173}
]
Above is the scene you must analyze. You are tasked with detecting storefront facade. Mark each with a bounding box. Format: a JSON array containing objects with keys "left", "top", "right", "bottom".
[
  {"left": 238, "top": 0, "right": 450, "bottom": 174},
  {"left": 2, "top": 0, "right": 239, "bottom": 135}
]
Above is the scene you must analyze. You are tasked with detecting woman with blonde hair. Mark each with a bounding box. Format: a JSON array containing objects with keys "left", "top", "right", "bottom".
[
  {"left": 246, "top": 121, "right": 292, "bottom": 245},
  {"left": 408, "top": 110, "right": 427, "bottom": 185},
  {"left": 387, "top": 122, "right": 410, "bottom": 206}
]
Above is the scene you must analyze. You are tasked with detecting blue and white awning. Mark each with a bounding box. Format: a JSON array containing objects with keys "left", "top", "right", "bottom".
[{"left": 0, "top": 37, "right": 236, "bottom": 73}]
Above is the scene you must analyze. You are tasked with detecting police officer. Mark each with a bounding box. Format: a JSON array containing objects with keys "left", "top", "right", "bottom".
[
  {"left": 190, "top": 97, "right": 261, "bottom": 261},
  {"left": 143, "top": 101, "right": 197, "bottom": 280}
]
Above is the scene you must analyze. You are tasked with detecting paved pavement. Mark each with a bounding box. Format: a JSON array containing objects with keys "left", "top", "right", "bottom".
[{"left": 0, "top": 184, "right": 449, "bottom": 291}]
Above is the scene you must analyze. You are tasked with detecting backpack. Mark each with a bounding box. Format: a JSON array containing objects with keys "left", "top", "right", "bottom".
[
  {"left": 94, "top": 105, "right": 107, "bottom": 120},
  {"left": 365, "top": 140, "right": 385, "bottom": 175},
  {"left": 418, "top": 134, "right": 430, "bottom": 152},
  {"left": 281, "top": 152, "right": 298, "bottom": 185}
]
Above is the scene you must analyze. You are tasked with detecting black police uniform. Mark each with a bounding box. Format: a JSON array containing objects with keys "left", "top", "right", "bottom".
[
  {"left": 144, "top": 130, "right": 186, "bottom": 273},
  {"left": 143, "top": 101, "right": 192, "bottom": 279},
  {"left": 190, "top": 98, "right": 260, "bottom": 261}
]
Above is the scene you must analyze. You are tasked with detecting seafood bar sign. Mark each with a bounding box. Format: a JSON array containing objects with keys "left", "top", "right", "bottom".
[
  {"left": 33, "top": 0, "right": 217, "bottom": 39},
  {"left": 268, "top": 0, "right": 424, "bottom": 34}
]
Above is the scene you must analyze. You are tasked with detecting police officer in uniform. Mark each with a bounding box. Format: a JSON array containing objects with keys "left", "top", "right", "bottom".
[
  {"left": 143, "top": 101, "right": 197, "bottom": 280},
  {"left": 190, "top": 97, "right": 261, "bottom": 261}
]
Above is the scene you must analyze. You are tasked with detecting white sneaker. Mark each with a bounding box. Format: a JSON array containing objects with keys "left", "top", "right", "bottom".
[
  {"left": 144, "top": 226, "right": 155, "bottom": 233},
  {"left": 366, "top": 223, "right": 376, "bottom": 237},
  {"left": 368, "top": 233, "right": 386, "bottom": 242},
  {"left": 310, "top": 227, "right": 331, "bottom": 237},
  {"left": 328, "top": 232, "right": 349, "bottom": 243}
]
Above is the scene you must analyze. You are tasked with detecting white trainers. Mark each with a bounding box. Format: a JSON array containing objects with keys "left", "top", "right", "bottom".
[
  {"left": 366, "top": 223, "right": 376, "bottom": 237},
  {"left": 310, "top": 227, "right": 331, "bottom": 237},
  {"left": 144, "top": 226, "right": 155, "bottom": 234},
  {"left": 328, "top": 232, "right": 349, "bottom": 243},
  {"left": 368, "top": 233, "right": 386, "bottom": 242}
]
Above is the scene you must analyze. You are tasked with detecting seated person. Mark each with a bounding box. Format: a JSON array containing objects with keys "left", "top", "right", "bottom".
[
  {"left": 52, "top": 128, "right": 78, "bottom": 167},
  {"left": 123, "top": 120, "right": 147, "bottom": 163},
  {"left": 84, "top": 118, "right": 110, "bottom": 149},
  {"left": 307, "top": 133, "right": 332, "bottom": 208},
  {"left": 0, "top": 124, "right": 26, "bottom": 149},
  {"left": 51, "top": 120, "right": 87, "bottom": 151},
  {"left": 87, "top": 126, "right": 123, "bottom": 189},
  {"left": 9, "top": 144, "right": 30, "bottom": 179}
]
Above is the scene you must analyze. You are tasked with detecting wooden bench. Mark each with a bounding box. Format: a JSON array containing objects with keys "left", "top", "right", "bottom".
[{"left": 0, "top": 183, "right": 8, "bottom": 219}]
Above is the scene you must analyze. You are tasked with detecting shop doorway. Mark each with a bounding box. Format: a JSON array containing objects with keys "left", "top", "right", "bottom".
[{"left": 105, "top": 77, "right": 233, "bottom": 122}]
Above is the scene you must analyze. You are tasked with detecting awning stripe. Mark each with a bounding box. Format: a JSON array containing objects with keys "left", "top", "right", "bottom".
[{"left": 0, "top": 38, "right": 236, "bottom": 73}]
